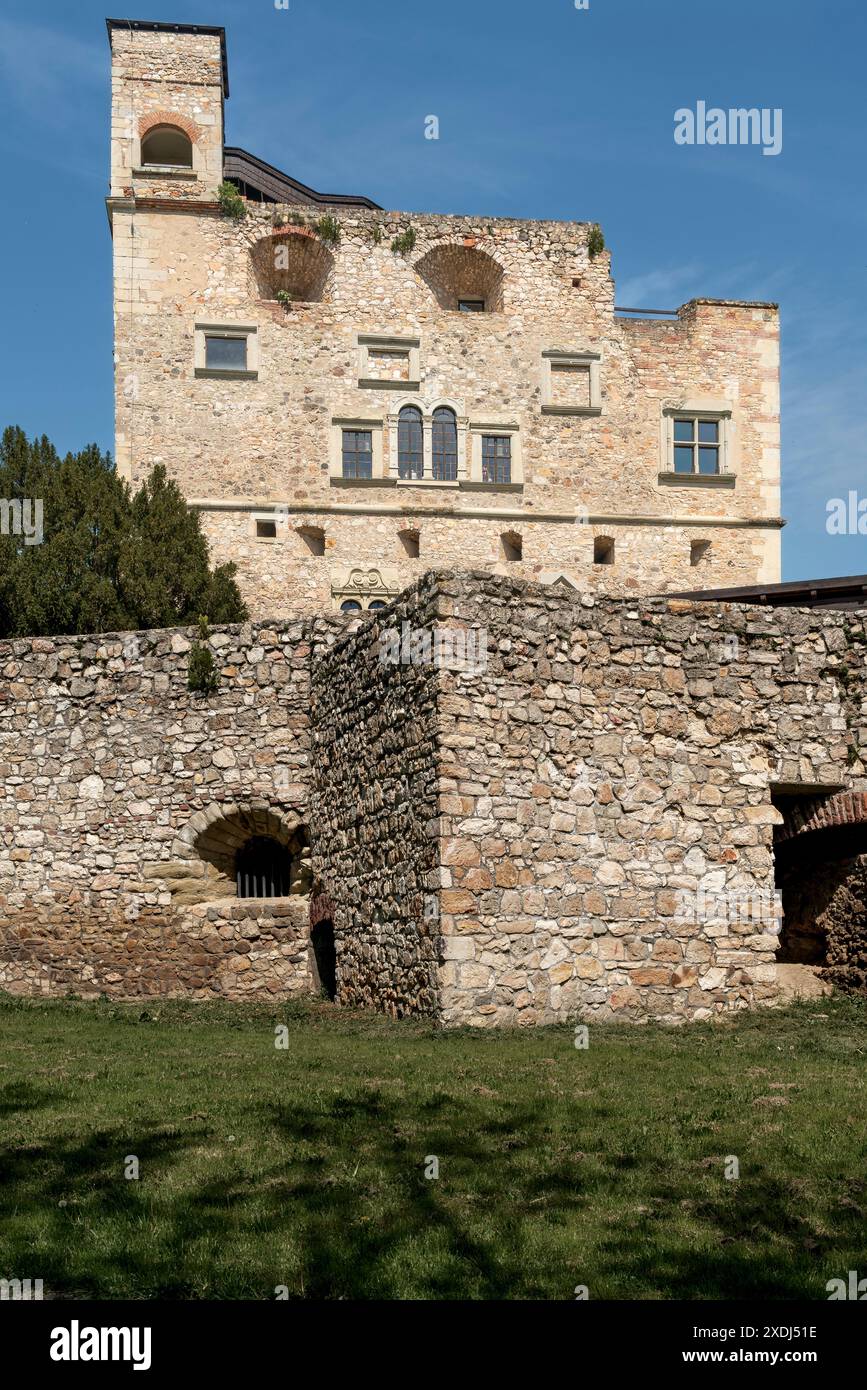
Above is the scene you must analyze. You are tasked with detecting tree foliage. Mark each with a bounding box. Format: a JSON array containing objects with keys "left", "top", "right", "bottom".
[{"left": 0, "top": 426, "right": 247, "bottom": 638}]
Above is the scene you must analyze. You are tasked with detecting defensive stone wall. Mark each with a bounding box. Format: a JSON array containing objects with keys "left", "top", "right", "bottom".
[
  {"left": 2, "top": 573, "right": 866, "bottom": 1021},
  {"left": 0, "top": 619, "right": 333, "bottom": 998}
]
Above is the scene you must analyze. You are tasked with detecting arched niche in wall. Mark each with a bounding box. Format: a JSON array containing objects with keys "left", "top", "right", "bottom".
[
  {"left": 413, "top": 243, "right": 506, "bottom": 312},
  {"left": 250, "top": 230, "right": 335, "bottom": 304}
]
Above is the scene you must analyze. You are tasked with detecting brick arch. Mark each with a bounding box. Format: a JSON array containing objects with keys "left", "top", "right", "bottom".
[
  {"left": 138, "top": 110, "right": 201, "bottom": 144},
  {"left": 775, "top": 791, "right": 867, "bottom": 845}
]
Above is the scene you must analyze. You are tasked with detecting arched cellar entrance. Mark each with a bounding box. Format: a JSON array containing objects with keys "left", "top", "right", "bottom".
[{"left": 773, "top": 791, "right": 867, "bottom": 995}]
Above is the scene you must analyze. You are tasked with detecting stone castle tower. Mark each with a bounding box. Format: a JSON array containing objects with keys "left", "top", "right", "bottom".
[{"left": 107, "top": 18, "right": 783, "bottom": 620}]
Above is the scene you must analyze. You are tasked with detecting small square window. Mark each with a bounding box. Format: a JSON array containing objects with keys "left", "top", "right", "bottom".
[
  {"left": 342, "top": 429, "right": 373, "bottom": 479},
  {"left": 458, "top": 299, "right": 485, "bottom": 313},
  {"left": 205, "top": 335, "right": 248, "bottom": 372},
  {"left": 594, "top": 536, "right": 615, "bottom": 566},
  {"left": 670, "top": 415, "right": 722, "bottom": 475},
  {"left": 256, "top": 519, "right": 277, "bottom": 539}
]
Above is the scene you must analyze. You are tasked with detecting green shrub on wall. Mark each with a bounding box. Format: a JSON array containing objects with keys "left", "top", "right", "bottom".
[{"left": 188, "top": 615, "right": 219, "bottom": 695}]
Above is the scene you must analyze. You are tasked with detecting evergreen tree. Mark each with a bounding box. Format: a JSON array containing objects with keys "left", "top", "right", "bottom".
[{"left": 0, "top": 427, "right": 247, "bottom": 638}]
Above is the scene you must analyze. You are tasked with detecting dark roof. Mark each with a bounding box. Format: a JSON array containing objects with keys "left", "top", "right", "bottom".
[
  {"left": 223, "top": 147, "right": 381, "bottom": 209},
  {"left": 669, "top": 574, "right": 867, "bottom": 611},
  {"left": 106, "top": 19, "right": 229, "bottom": 97}
]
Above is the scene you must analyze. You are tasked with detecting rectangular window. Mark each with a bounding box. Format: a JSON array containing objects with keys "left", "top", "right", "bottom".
[
  {"left": 342, "top": 429, "right": 373, "bottom": 479},
  {"left": 482, "top": 435, "right": 511, "bottom": 485},
  {"left": 205, "top": 334, "right": 248, "bottom": 372},
  {"left": 256, "top": 519, "right": 277, "bottom": 539},
  {"left": 431, "top": 410, "right": 458, "bottom": 481},
  {"left": 458, "top": 299, "right": 485, "bottom": 312},
  {"left": 673, "top": 417, "right": 720, "bottom": 474}
]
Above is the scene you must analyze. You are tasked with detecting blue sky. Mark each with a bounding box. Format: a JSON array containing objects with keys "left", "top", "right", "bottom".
[{"left": 1, "top": 0, "right": 865, "bottom": 581}]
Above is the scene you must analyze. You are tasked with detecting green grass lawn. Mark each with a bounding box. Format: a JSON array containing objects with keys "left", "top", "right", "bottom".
[{"left": 0, "top": 993, "right": 865, "bottom": 1300}]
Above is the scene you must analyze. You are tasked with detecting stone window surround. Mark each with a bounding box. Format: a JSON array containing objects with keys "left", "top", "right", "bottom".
[
  {"left": 357, "top": 333, "right": 421, "bottom": 390},
  {"left": 329, "top": 407, "right": 523, "bottom": 489},
  {"left": 329, "top": 417, "right": 387, "bottom": 482},
  {"left": 467, "top": 421, "right": 524, "bottom": 488},
  {"left": 387, "top": 398, "right": 467, "bottom": 486},
  {"left": 194, "top": 322, "right": 259, "bottom": 380},
  {"left": 252, "top": 512, "right": 279, "bottom": 543},
  {"left": 541, "top": 348, "right": 603, "bottom": 416},
  {"left": 658, "top": 398, "right": 737, "bottom": 487},
  {"left": 133, "top": 114, "right": 201, "bottom": 179}
]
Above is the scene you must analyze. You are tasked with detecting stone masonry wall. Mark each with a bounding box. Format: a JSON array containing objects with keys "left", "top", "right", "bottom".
[
  {"left": 0, "top": 619, "right": 334, "bottom": 999},
  {"left": 425, "top": 573, "right": 867, "bottom": 1025},
  {"left": 302, "top": 570, "right": 867, "bottom": 1026},
  {"left": 3, "top": 572, "right": 865, "bottom": 1022},
  {"left": 309, "top": 586, "right": 443, "bottom": 1017}
]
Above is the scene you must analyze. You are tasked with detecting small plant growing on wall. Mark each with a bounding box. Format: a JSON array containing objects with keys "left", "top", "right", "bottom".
[
  {"left": 316, "top": 213, "right": 341, "bottom": 246},
  {"left": 217, "top": 180, "right": 247, "bottom": 221},
  {"left": 369, "top": 222, "right": 383, "bottom": 246},
  {"left": 188, "top": 615, "right": 219, "bottom": 695},
  {"left": 275, "top": 290, "right": 293, "bottom": 310},
  {"left": 391, "top": 226, "right": 417, "bottom": 255},
  {"left": 587, "top": 223, "right": 605, "bottom": 259}
]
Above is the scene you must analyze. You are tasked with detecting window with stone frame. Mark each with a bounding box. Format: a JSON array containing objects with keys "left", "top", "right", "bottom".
[
  {"left": 141, "top": 123, "right": 193, "bottom": 168},
  {"left": 342, "top": 429, "right": 373, "bottom": 479},
  {"left": 205, "top": 334, "right": 248, "bottom": 372},
  {"left": 482, "top": 434, "right": 512, "bottom": 485},
  {"left": 672, "top": 416, "right": 721, "bottom": 475},
  {"left": 195, "top": 322, "right": 258, "bottom": 380},
  {"left": 398, "top": 406, "right": 424, "bottom": 480},
  {"left": 431, "top": 407, "right": 458, "bottom": 481}
]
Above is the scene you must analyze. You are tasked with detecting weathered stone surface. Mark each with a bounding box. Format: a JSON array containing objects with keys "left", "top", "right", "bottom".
[
  {"left": 108, "top": 26, "right": 782, "bottom": 626},
  {"left": 1, "top": 571, "right": 866, "bottom": 1024}
]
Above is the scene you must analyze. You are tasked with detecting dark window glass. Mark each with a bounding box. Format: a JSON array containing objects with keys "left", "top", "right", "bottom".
[
  {"left": 458, "top": 299, "right": 485, "bottom": 312},
  {"left": 340, "top": 600, "right": 362, "bottom": 613},
  {"left": 236, "top": 836, "right": 291, "bottom": 899},
  {"left": 368, "top": 600, "right": 388, "bottom": 611},
  {"left": 398, "top": 406, "right": 424, "bottom": 479},
  {"left": 256, "top": 519, "right": 277, "bottom": 538},
  {"left": 205, "top": 335, "right": 247, "bottom": 371},
  {"left": 672, "top": 416, "right": 722, "bottom": 474},
  {"left": 432, "top": 407, "right": 458, "bottom": 481},
  {"left": 342, "top": 430, "right": 373, "bottom": 479},
  {"left": 482, "top": 435, "right": 511, "bottom": 485}
]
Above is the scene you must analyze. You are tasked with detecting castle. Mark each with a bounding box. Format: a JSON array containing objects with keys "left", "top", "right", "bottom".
[
  {"left": 0, "top": 19, "right": 863, "bottom": 1025},
  {"left": 106, "top": 18, "right": 783, "bottom": 620}
]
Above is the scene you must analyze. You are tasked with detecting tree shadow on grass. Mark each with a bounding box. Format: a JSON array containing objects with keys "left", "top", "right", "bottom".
[
  {"left": 0, "top": 1080, "right": 65, "bottom": 1118},
  {"left": 1, "top": 1089, "right": 865, "bottom": 1300}
]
